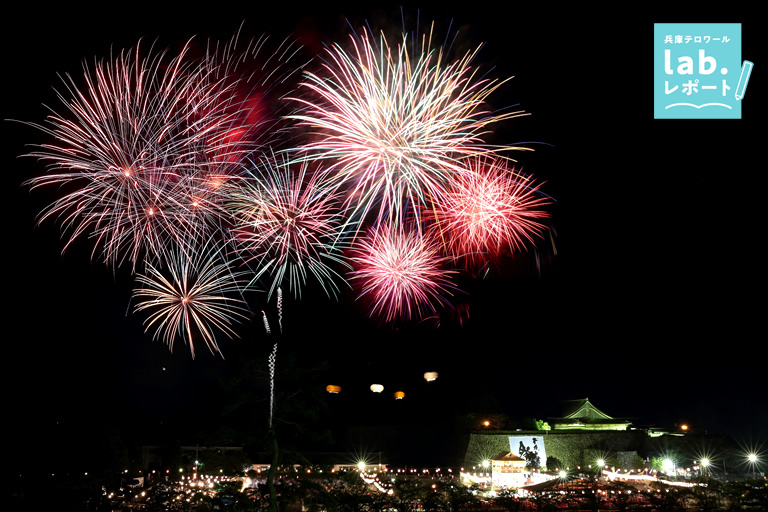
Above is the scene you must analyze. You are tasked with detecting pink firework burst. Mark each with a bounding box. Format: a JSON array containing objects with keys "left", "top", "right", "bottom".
[
  {"left": 430, "top": 158, "right": 550, "bottom": 267},
  {"left": 289, "top": 25, "right": 529, "bottom": 227},
  {"left": 350, "top": 225, "right": 457, "bottom": 322}
]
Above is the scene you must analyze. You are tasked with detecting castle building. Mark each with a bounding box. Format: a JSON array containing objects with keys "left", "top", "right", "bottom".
[{"left": 464, "top": 398, "right": 644, "bottom": 476}]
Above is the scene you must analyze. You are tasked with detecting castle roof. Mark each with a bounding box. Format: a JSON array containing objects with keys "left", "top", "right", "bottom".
[
  {"left": 561, "top": 398, "right": 614, "bottom": 420},
  {"left": 549, "top": 398, "right": 631, "bottom": 430}
]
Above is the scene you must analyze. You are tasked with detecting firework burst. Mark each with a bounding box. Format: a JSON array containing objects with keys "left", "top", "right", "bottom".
[
  {"left": 21, "top": 18, "right": 555, "bottom": 335},
  {"left": 430, "top": 158, "right": 550, "bottom": 267},
  {"left": 23, "top": 32, "right": 305, "bottom": 272},
  {"left": 349, "top": 224, "right": 456, "bottom": 322},
  {"left": 228, "top": 152, "right": 349, "bottom": 299},
  {"left": 289, "top": 25, "right": 530, "bottom": 228},
  {"left": 197, "top": 31, "right": 308, "bottom": 159},
  {"left": 22, "top": 39, "right": 242, "bottom": 268},
  {"left": 132, "top": 242, "right": 251, "bottom": 357}
]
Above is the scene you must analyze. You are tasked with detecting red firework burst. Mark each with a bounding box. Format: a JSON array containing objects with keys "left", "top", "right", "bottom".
[{"left": 431, "top": 158, "right": 550, "bottom": 267}]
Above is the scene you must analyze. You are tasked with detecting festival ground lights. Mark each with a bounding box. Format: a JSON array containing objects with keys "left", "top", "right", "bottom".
[{"left": 93, "top": 457, "right": 765, "bottom": 510}]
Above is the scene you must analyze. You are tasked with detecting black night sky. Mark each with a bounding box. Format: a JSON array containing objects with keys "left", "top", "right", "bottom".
[{"left": 4, "top": 2, "right": 765, "bottom": 476}]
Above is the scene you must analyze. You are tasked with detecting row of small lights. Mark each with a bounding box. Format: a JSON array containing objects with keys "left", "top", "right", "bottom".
[
  {"left": 471, "top": 452, "right": 762, "bottom": 474},
  {"left": 465, "top": 455, "right": 764, "bottom": 485},
  {"left": 370, "top": 471, "right": 700, "bottom": 499},
  {"left": 103, "top": 472, "right": 234, "bottom": 506},
  {"left": 358, "top": 464, "right": 471, "bottom": 495},
  {"left": 80, "top": 449, "right": 763, "bottom": 486},
  {"left": 108, "top": 454, "right": 760, "bottom": 485},
  {"left": 108, "top": 472, "right": 698, "bottom": 506}
]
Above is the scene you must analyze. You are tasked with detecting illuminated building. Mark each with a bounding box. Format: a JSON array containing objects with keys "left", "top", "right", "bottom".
[
  {"left": 490, "top": 451, "right": 531, "bottom": 488},
  {"left": 464, "top": 399, "right": 642, "bottom": 472}
]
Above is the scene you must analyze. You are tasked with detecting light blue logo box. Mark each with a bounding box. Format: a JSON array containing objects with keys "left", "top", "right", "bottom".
[{"left": 654, "top": 23, "right": 741, "bottom": 119}]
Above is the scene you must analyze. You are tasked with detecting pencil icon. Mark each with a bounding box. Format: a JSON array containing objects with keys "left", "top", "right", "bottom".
[{"left": 735, "top": 60, "right": 753, "bottom": 101}]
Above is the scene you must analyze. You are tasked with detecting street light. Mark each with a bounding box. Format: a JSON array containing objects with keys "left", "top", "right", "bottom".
[
  {"left": 747, "top": 453, "right": 759, "bottom": 479},
  {"left": 662, "top": 458, "right": 675, "bottom": 477},
  {"left": 481, "top": 460, "right": 490, "bottom": 488},
  {"left": 700, "top": 458, "right": 711, "bottom": 477}
]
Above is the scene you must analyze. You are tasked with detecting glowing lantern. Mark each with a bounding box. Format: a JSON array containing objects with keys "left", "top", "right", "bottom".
[
  {"left": 370, "top": 384, "right": 384, "bottom": 393},
  {"left": 423, "top": 372, "right": 438, "bottom": 382},
  {"left": 393, "top": 391, "right": 405, "bottom": 399},
  {"left": 326, "top": 385, "right": 342, "bottom": 394}
]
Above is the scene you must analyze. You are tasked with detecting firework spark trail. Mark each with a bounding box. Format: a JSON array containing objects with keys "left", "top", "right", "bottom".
[
  {"left": 268, "top": 339, "right": 278, "bottom": 428},
  {"left": 288, "top": 25, "right": 531, "bottom": 230},
  {"left": 266, "top": 287, "right": 282, "bottom": 429},
  {"left": 262, "top": 310, "right": 272, "bottom": 336},
  {"left": 350, "top": 224, "right": 457, "bottom": 322},
  {"left": 429, "top": 157, "right": 551, "bottom": 267},
  {"left": 132, "top": 242, "right": 251, "bottom": 358},
  {"left": 228, "top": 152, "right": 350, "bottom": 300}
]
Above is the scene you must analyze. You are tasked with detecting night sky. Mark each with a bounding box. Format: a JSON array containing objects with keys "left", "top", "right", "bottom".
[{"left": 4, "top": 2, "right": 765, "bottom": 473}]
